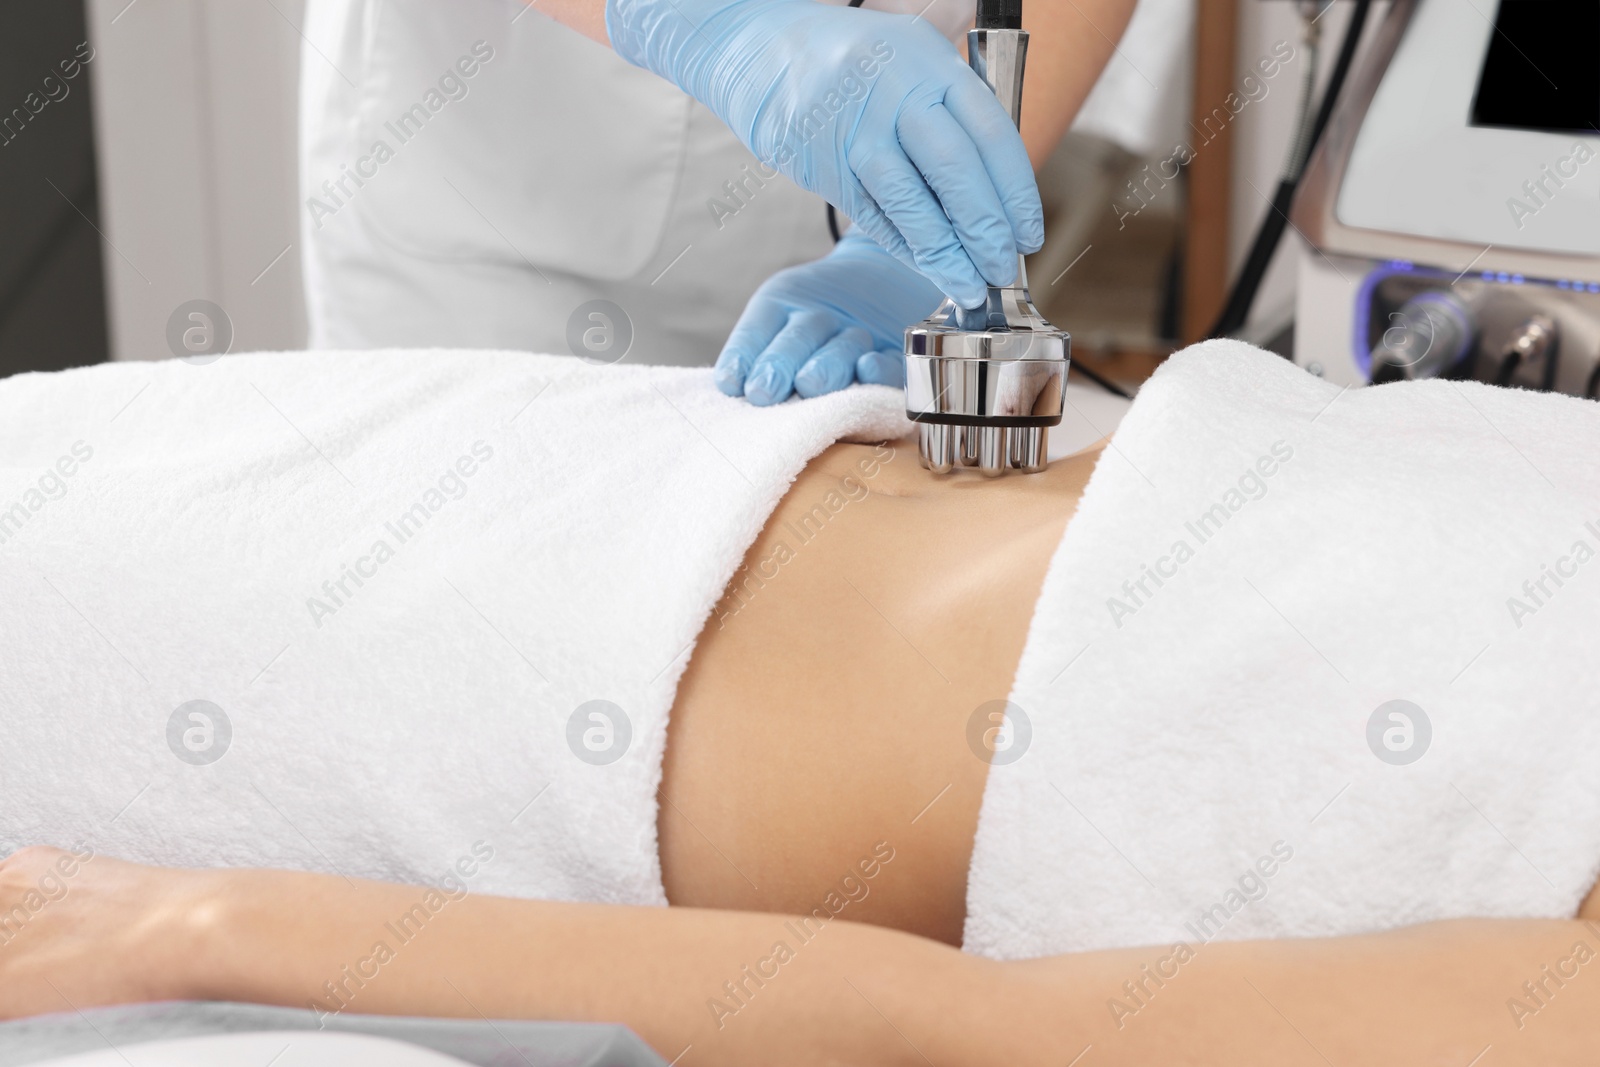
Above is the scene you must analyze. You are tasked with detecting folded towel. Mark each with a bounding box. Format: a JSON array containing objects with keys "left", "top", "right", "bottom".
[
  {"left": 0, "top": 350, "right": 908, "bottom": 907},
  {"left": 965, "top": 340, "right": 1600, "bottom": 960}
]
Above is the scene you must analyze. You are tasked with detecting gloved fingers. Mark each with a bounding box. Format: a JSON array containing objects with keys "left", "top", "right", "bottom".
[
  {"left": 856, "top": 349, "right": 906, "bottom": 388},
  {"left": 715, "top": 299, "right": 790, "bottom": 396},
  {"left": 851, "top": 144, "right": 989, "bottom": 309},
  {"left": 795, "top": 326, "right": 873, "bottom": 399},
  {"left": 944, "top": 75, "right": 1045, "bottom": 254},
  {"left": 746, "top": 308, "right": 838, "bottom": 406},
  {"left": 898, "top": 103, "right": 1018, "bottom": 288},
  {"left": 838, "top": 193, "right": 924, "bottom": 276}
]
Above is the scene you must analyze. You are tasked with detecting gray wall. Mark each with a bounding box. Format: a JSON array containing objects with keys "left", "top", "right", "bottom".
[
  {"left": 0, "top": 1, "right": 109, "bottom": 377},
  {"left": 86, "top": 0, "right": 308, "bottom": 362}
]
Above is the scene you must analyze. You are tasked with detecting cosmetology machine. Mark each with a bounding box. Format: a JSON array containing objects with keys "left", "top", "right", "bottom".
[
  {"left": 904, "top": 0, "right": 1070, "bottom": 476},
  {"left": 1291, "top": 0, "right": 1600, "bottom": 394}
]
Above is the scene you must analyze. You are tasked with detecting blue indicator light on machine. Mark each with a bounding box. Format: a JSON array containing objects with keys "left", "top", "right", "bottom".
[
  {"left": 1558, "top": 280, "right": 1571, "bottom": 289},
  {"left": 1511, "top": 274, "right": 1524, "bottom": 284},
  {"left": 1496, "top": 271, "right": 1511, "bottom": 282}
]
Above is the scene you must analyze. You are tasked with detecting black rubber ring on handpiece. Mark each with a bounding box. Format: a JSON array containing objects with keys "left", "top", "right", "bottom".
[
  {"left": 976, "top": 0, "right": 1023, "bottom": 29},
  {"left": 907, "top": 412, "right": 1062, "bottom": 429}
]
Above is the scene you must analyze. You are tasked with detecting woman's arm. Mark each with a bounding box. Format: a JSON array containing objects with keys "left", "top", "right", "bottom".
[
  {"left": 6, "top": 848, "right": 1599, "bottom": 1065},
  {"left": 0, "top": 849, "right": 1014, "bottom": 1067},
  {"left": 519, "top": 0, "right": 608, "bottom": 45},
  {"left": 1018, "top": 0, "right": 1136, "bottom": 167},
  {"left": 208, "top": 876, "right": 1600, "bottom": 1065},
  {"left": 204, "top": 866, "right": 1013, "bottom": 1066},
  {"left": 1024, "top": 917, "right": 1600, "bottom": 1064}
]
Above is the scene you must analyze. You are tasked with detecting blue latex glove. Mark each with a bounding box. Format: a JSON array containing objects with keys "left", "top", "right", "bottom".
[
  {"left": 606, "top": 0, "right": 1042, "bottom": 309},
  {"left": 716, "top": 230, "right": 945, "bottom": 405}
]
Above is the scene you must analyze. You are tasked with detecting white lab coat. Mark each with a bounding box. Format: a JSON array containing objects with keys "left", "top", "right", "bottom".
[{"left": 298, "top": 0, "right": 976, "bottom": 364}]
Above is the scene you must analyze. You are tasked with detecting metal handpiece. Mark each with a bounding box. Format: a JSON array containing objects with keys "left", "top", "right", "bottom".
[{"left": 904, "top": 3, "right": 1071, "bottom": 477}]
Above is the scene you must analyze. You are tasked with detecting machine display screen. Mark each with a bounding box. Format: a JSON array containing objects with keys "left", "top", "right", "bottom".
[{"left": 1471, "top": 0, "right": 1600, "bottom": 135}]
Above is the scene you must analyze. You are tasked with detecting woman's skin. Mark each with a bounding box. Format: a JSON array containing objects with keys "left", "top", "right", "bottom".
[
  {"left": 4, "top": 439, "right": 1600, "bottom": 1066},
  {"left": 527, "top": 0, "right": 1138, "bottom": 167},
  {"left": 660, "top": 437, "right": 1099, "bottom": 944}
]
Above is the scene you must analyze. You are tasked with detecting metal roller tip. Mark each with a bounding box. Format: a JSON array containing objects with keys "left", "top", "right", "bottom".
[{"left": 916, "top": 424, "right": 1051, "bottom": 476}]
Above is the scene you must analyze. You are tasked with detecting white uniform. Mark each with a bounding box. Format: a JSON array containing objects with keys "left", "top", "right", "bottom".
[{"left": 298, "top": 0, "right": 975, "bottom": 364}]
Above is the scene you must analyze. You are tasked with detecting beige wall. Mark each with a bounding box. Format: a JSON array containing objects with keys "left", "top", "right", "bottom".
[{"left": 87, "top": 0, "right": 307, "bottom": 361}]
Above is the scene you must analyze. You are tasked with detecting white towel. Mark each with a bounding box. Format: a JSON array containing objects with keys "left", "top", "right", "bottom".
[
  {"left": 0, "top": 350, "right": 909, "bottom": 906},
  {"left": 965, "top": 340, "right": 1600, "bottom": 960}
]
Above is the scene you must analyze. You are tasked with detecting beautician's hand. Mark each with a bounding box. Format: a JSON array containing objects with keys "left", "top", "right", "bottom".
[
  {"left": 606, "top": 0, "right": 1042, "bottom": 309},
  {"left": 716, "top": 230, "right": 944, "bottom": 405}
]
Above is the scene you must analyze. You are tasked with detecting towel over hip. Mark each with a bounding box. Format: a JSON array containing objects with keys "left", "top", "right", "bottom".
[
  {"left": 0, "top": 350, "right": 909, "bottom": 905},
  {"left": 964, "top": 340, "right": 1600, "bottom": 960}
]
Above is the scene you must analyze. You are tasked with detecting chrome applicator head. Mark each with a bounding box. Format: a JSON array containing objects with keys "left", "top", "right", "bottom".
[{"left": 904, "top": 0, "right": 1070, "bottom": 476}]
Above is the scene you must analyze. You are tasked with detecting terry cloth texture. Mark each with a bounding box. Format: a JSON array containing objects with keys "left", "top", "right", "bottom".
[
  {"left": 0, "top": 349, "right": 909, "bottom": 906},
  {"left": 965, "top": 340, "right": 1600, "bottom": 959}
]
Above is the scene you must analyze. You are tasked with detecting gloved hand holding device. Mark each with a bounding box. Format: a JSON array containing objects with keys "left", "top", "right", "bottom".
[
  {"left": 606, "top": 0, "right": 1043, "bottom": 309},
  {"left": 715, "top": 231, "right": 945, "bottom": 405}
]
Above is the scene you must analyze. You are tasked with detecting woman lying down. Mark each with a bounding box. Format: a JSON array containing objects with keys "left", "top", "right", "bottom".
[{"left": 3, "top": 340, "right": 1600, "bottom": 1065}]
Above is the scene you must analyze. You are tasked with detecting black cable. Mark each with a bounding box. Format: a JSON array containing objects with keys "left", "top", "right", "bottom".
[
  {"left": 827, "top": 0, "right": 870, "bottom": 243},
  {"left": 1304, "top": 0, "right": 1373, "bottom": 168},
  {"left": 1207, "top": 0, "right": 1372, "bottom": 342}
]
